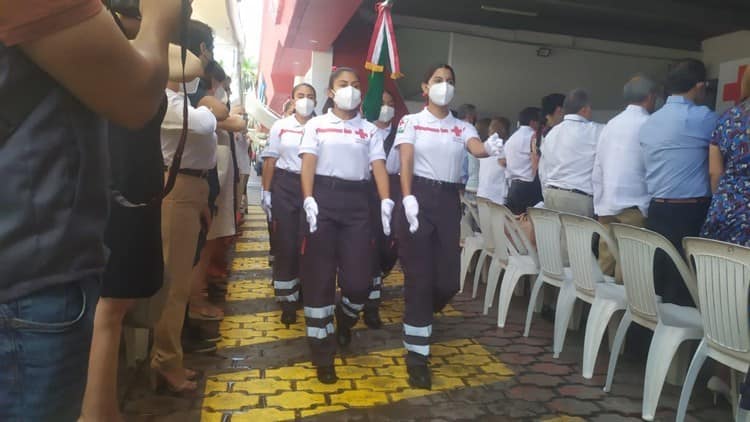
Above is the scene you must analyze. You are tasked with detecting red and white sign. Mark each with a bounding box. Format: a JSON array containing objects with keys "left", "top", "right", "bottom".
[{"left": 716, "top": 57, "right": 750, "bottom": 114}]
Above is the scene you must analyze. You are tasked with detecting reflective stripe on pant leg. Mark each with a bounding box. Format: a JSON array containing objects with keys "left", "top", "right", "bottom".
[
  {"left": 340, "top": 296, "right": 364, "bottom": 319},
  {"left": 403, "top": 323, "right": 432, "bottom": 357},
  {"left": 304, "top": 305, "right": 335, "bottom": 338},
  {"left": 368, "top": 276, "right": 382, "bottom": 301},
  {"left": 274, "top": 278, "right": 300, "bottom": 303}
]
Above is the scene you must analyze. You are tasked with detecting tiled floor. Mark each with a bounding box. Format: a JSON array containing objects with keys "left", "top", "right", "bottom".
[{"left": 120, "top": 178, "right": 731, "bottom": 421}]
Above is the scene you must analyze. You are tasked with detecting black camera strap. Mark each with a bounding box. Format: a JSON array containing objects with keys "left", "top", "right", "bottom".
[{"left": 162, "top": 1, "right": 191, "bottom": 198}]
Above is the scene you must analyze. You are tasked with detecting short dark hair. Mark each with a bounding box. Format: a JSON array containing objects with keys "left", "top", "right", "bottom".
[
  {"left": 455, "top": 104, "right": 477, "bottom": 121},
  {"left": 666, "top": 59, "right": 707, "bottom": 94},
  {"left": 292, "top": 83, "right": 317, "bottom": 99},
  {"left": 541, "top": 93, "right": 565, "bottom": 118},
  {"left": 422, "top": 64, "right": 456, "bottom": 85},
  {"left": 563, "top": 89, "right": 591, "bottom": 115},
  {"left": 186, "top": 20, "right": 214, "bottom": 57},
  {"left": 519, "top": 107, "right": 542, "bottom": 126},
  {"left": 321, "top": 67, "right": 360, "bottom": 114},
  {"left": 205, "top": 60, "right": 226, "bottom": 82}
]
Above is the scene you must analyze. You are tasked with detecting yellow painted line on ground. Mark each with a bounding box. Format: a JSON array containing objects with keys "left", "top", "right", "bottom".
[
  {"left": 200, "top": 338, "right": 513, "bottom": 421},
  {"left": 232, "top": 256, "right": 271, "bottom": 271},
  {"left": 240, "top": 230, "right": 270, "bottom": 240},
  {"left": 217, "top": 297, "right": 460, "bottom": 349},
  {"left": 234, "top": 242, "right": 270, "bottom": 253}
]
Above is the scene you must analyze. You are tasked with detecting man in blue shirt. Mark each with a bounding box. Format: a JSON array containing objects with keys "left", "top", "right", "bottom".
[{"left": 639, "top": 59, "right": 718, "bottom": 306}]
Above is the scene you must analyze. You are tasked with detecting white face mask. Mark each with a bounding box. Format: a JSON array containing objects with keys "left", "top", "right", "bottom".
[
  {"left": 295, "top": 98, "right": 315, "bottom": 117},
  {"left": 215, "top": 86, "right": 228, "bottom": 104},
  {"left": 332, "top": 86, "right": 362, "bottom": 111},
  {"left": 378, "top": 105, "right": 395, "bottom": 123},
  {"left": 182, "top": 77, "right": 200, "bottom": 95},
  {"left": 428, "top": 82, "right": 455, "bottom": 106}
]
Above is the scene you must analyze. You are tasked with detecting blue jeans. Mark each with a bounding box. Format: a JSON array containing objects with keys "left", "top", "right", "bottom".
[{"left": 0, "top": 277, "right": 99, "bottom": 422}]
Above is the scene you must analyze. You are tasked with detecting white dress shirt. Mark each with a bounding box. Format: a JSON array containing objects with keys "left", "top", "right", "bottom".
[
  {"left": 504, "top": 125, "right": 536, "bottom": 182},
  {"left": 299, "top": 110, "right": 386, "bottom": 181},
  {"left": 539, "top": 114, "right": 604, "bottom": 195},
  {"left": 161, "top": 88, "right": 218, "bottom": 170},
  {"left": 477, "top": 134, "right": 507, "bottom": 205},
  {"left": 593, "top": 105, "right": 651, "bottom": 216},
  {"left": 393, "top": 108, "right": 480, "bottom": 183},
  {"left": 263, "top": 115, "right": 306, "bottom": 173}
]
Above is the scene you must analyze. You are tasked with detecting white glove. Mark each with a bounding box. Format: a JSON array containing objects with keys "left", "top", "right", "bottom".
[
  {"left": 483, "top": 136, "right": 504, "bottom": 157},
  {"left": 381, "top": 198, "right": 395, "bottom": 236},
  {"left": 261, "top": 190, "right": 272, "bottom": 221},
  {"left": 303, "top": 196, "right": 319, "bottom": 233},
  {"left": 402, "top": 195, "right": 419, "bottom": 234}
]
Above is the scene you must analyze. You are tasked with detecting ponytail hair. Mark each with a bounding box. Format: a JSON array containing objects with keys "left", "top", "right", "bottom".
[{"left": 322, "top": 66, "right": 359, "bottom": 114}]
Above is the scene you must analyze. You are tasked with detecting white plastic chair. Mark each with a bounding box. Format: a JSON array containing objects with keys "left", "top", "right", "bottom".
[
  {"left": 677, "top": 238, "right": 750, "bottom": 422},
  {"left": 605, "top": 224, "right": 703, "bottom": 421},
  {"left": 556, "top": 214, "right": 628, "bottom": 373},
  {"left": 473, "top": 199, "right": 500, "bottom": 299},
  {"left": 459, "top": 194, "right": 484, "bottom": 294},
  {"left": 484, "top": 204, "right": 540, "bottom": 327},
  {"left": 525, "top": 208, "right": 572, "bottom": 339}
]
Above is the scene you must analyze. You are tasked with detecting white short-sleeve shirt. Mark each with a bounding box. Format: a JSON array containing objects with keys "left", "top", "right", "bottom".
[
  {"left": 161, "top": 88, "right": 217, "bottom": 170},
  {"left": 298, "top": 111, "right": 386, "bottom": 181},
  {"left": 262, "top": 115, "right": 306, "bottom": 173},
  {"left": 504, "top": 125, "right": 536, "bottom": 182},
  {"left": 377, "top": 125, "right": 401, "bottom": 175},
  {"left": 393, "top": 108, "right": 480, "bottom": 183},
  {"left": 477, "top": 134, "right": 508, "bottom": 205}
]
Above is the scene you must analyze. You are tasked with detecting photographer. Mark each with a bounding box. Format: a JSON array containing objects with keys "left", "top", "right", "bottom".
[
  {"left": 149, "top": 24, "right": 230, "bottom": 394},
  {"left": 0, "top": 1, "right": 183, "bottom": 420}
]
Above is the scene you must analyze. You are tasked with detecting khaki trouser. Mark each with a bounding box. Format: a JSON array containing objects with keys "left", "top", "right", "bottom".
[
  {"left": 598, "top": 207, "right": 646, "bottom": 283},
  {"left": 151, "top": 174, "right": 208, "bottom": 371},
  {"left": 237, "top": 173, "right": 249, "bottom": 215},
  {"left": 542, "top": 188, "right": 594, "bottom": 218}
]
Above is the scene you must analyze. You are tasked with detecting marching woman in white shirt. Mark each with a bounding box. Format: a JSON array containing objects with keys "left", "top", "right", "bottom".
[
  {"left": 298, "top": 67, "right": 392, "bottom": 384},
  {"left": 394, "top": 64, "right": 503, "bottom": 389},
  {"left": 363, "top": 89, "right": 398, "bottom": 329},
  {"left": 261, "top": 83, "right": 317, "bottom": 325}
]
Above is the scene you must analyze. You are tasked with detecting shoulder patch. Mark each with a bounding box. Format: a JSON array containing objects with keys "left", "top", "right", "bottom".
[{"left": 397, "top": 117, "right": 408, "bottom": 134}]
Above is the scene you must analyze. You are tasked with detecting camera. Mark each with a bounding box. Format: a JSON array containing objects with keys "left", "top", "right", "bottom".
[{"left": 107, "top": 0, "right": 141, "bottom": 19}]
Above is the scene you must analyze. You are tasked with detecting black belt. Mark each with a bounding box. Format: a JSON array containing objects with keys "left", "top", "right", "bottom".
[
  {"left": 652, "top": 197, "right": 710, "bottom": 205},
  {"left": 547, "top": 185, "right": 592, "bottom": 198},
  {"left": 314, "top": 174, "right": 369, "bottom": 191},
  {"left": 274, "top": 168, "right": 300, "bottom": 179},
  {"left": 413, "top": 175, "right": 462, "bottom": 191},
  {"left": 163, "top": 166, "right": 209, "bottom": 179}
]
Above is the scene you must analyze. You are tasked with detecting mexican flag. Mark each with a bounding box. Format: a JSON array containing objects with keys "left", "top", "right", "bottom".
[{"left": 362, "top": 0, "right": 403, "bottom": 122}]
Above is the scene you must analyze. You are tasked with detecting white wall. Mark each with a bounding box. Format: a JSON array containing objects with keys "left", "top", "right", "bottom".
[
  {"left": 394, "top": 26, "right": 697, "bottom": 123},
  {"left": 702, "top": 31, "right": 750, "bottom": 79}
]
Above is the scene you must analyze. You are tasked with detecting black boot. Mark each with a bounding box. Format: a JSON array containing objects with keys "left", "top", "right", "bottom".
[
  {"left": 335, "top": 306, "right": 352, "bottom": 347},
  {"left": 407, "top": 364, "right": 432, "bottom": 390},
  {"left": 363, "top": 307, "right": 383, "bottom": 329},
  {"left": 280, "top": 308, "right": 297, "bottom": 326},
  {"left": 316, "top": 365, "right": 338, "bottom": 384}
]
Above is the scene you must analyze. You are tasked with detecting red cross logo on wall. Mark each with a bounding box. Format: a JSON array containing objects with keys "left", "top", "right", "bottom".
[
  {"left": 723, "top": 65, "right": 748, "bottom": 105},
  {"left": 355, "top": 129, "right": 368, "bottom": 139},
  {"left": 451, "top": 126, "right": 462, "bottom": 137}
]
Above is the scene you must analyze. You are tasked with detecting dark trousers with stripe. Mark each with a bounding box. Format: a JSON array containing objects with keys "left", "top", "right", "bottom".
[
  {"left": 270, "top": 169, "right": 303, "bottom": 312},
  {"left": 364, "top": 175, "right": 401, "bottom": 310},
  {"left": 300, "top": 176, "right": 372, "bottom": 367},
  {"left": 647, "top": 200, "right": 709, "bottom": 307},
  {"left": 396, "top": 177, "right": 461, "bottom": 366}
]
